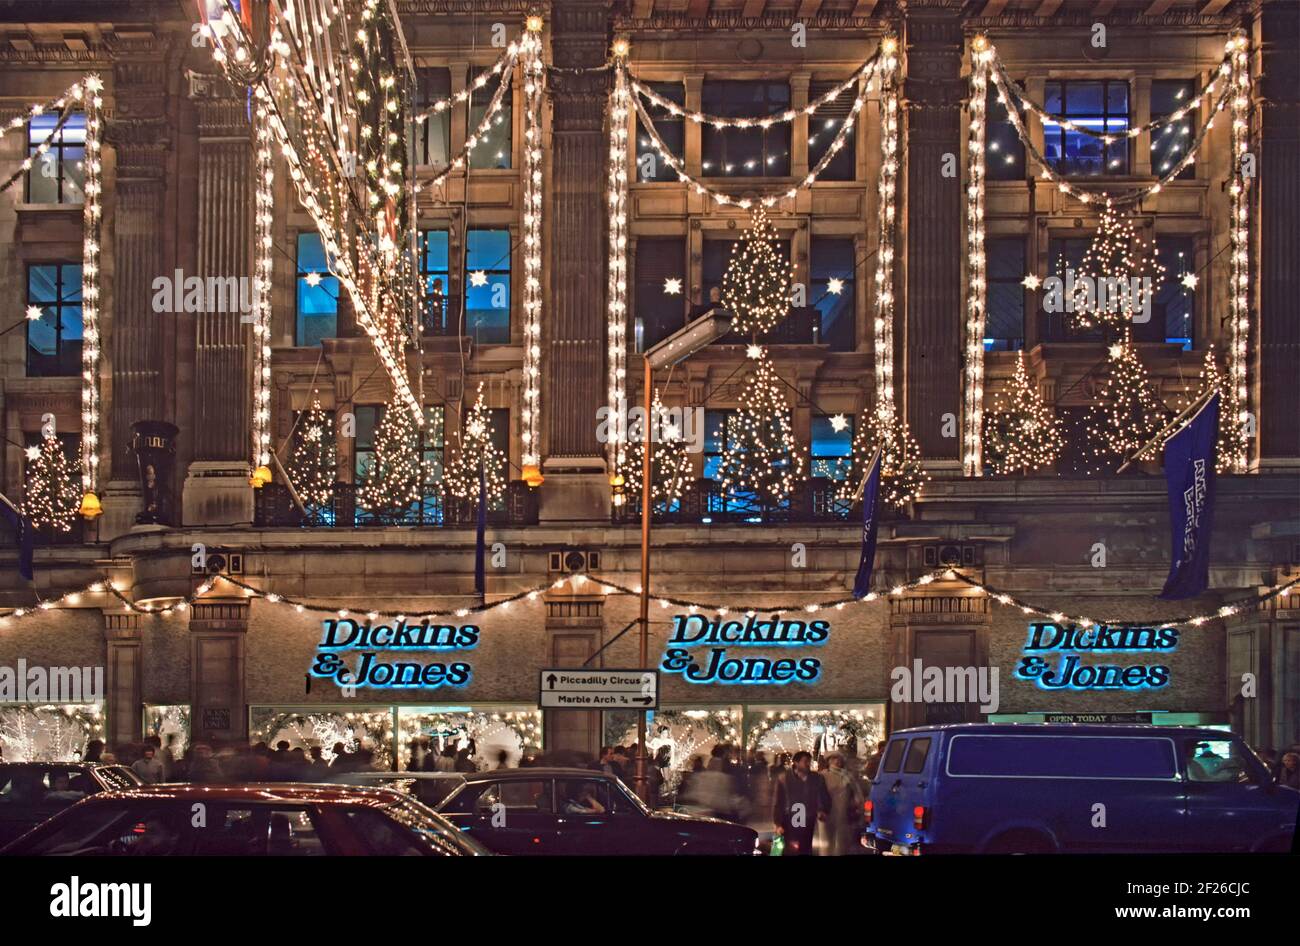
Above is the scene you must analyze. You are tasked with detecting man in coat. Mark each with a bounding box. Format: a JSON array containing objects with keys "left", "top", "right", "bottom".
[{"left": 772, "top": 750, "right": 832, "bottom": 856}]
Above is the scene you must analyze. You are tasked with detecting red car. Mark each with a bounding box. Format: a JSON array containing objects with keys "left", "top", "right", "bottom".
[{"left": 1, "top": 783, "right": 491, "bottom": 856}]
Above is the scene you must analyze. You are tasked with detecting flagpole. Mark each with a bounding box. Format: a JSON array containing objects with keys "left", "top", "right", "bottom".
[
  {"left": 853, "top": 444, "right": 885, "bottom": 501},
  {"left": 1115, "top": 388, "right": 1217, "bottom": 475}
]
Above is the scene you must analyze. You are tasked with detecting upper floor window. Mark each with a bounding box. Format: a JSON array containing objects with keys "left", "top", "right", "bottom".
[
  {"left": 636, "top": 81, "right": 684, "bottom": 183},
  {"left": 810, "top": 236, "right": 856, "bottom": 352},
  {"left": 465, "top": 229, "right": 510, "bottom": 344},
  {"left": 1150, "top": 79, "right": 1197, "bottom": 181},
  {"left": 419, "top": 230, "right": 451, "bottom": 335},
  {"left": 985, "top": 89, "right": 1026, "bottom": 181},
  {"left": 27, "top": 112, "right": 85, "bottom": 204},
  {"left": 807, "top": 80, "right": 856, "bottom": 182},
  {"left": 1153, "top": 235, "right": 1194, "bottom": 350},
  {"left": 1042, "top": 237, "right": 1101, "bottom": 342},
  {"left": 702, "top": 409, "right": 736, "bottom": 482},
  {"left": 26, "top": 262, "right": 82, "bottom": 377},
  {"left": 811, "top": 415, "right": 853, "bottom": 481},
  {"left": 985, "top": 237, "right": 1026, "bottom": 351},
  {"left": 355, "top": 404, "right": 445, "bottom": 521},
  {"left": 701, "top": 80, "right": 791, "bottom": 177},
  {"left": 1043, "top": 80, "right": 1129, "bottom": 176},
  {"left": 635, "top": 237, "right": 687, "bottom": 353},
  {"left": 296, "top": 233, "right": 338, "bottom": 347},
  {"left": 469, "top": 64, "right": 511, "bottom": 170},
  {"left": 412, "top": 67, "right": 452, "bottom": 170}
]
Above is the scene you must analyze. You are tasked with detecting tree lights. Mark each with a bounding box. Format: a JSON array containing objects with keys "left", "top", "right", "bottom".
[
  {"left": 356, "top": 398, "right": 422, "bottom": 519},
  {"left": 445, "top": 383, "right": 506, "bottom": 505},
  {"left": 1080, "top": 332, "right": 1169, "bottom": 475},
  {"left": 714, "top": 349, "right": 805, "bottom": 510},
  {"left": 1064, "top": 202, "right": 1165, "bottom": 333},
  {"left": 721, "top": 207, "right": 793, "bottom": 336},
  {"left": 617, "top": 390, "right": 692, "bottom": 512},
  {"left": 982, "top": 351, "right": 1063, "bottom": 476},
  {"left": 24, "top": 435, "right": 81, "bottom": 533},
  {"left": 288, "top": 393, "right": 337, "bottom": 514},
  {"left": 839, "top": 408, "right": 928, "bottom": 509}
]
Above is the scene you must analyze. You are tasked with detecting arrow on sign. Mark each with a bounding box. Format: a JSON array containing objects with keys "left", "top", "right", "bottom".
[
  {"left": 633, "top": 696, "right": 653, "bottom": 705},
  {"left": 546, "top": 673, "right": 558, "bottom": 689}
]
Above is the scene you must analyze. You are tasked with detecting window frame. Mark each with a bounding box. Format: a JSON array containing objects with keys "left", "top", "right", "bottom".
[
  {"left": 1042, "top": 79, "right": 1131, "bottom": 177},
  {"left": 700, "top": 79, "right": 792, "bottom": 178},
  {"left": 25, "top": 261, "right": 83, "bottom": 377},
  {"left": 464, "top": 228, "right": 512, "bottom": 345},
  {"left": 295, "top": 232, "right": 340, "bottom": 347},
  {"left": 26, "top": 111, "right": 86, "bottom": 205}
]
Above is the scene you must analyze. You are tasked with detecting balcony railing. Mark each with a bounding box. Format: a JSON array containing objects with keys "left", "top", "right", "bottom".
[
  {"left": 612, "top": 477, "right": 854, "bottom": 525},
  {"left": 254, "top": 480, "right": 539, "bottom": 528}
]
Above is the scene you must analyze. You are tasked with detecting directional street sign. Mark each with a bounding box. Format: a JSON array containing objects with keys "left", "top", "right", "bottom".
[{"left": 538, "top": 668, "right": 659, "bottom": 710}]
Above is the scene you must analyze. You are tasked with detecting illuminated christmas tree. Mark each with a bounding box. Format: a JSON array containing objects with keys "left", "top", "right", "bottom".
[
  {"left": 288, "top": 393, "right": 337, "bottom": 513},
  {"left": 721, "top": 207, "right": 793, "bottom": 336},
  {"left": 1081, "top": 331, "right": 1169, "bottom": 474},
  {"left": 1066, "top": 203, "right": 1166, "bottom": 332},
  {"left": 715, "top": 349, "right": 805, "bottom": 509},
  {"left": 444, "top": 383, "right": 506, "bottom": 504},
  {"left": 837, "top": 408, "right": 928, "bottom": 508},
  {"left": 1190, "top": 345, "right": 1239, "bottom": 475},
  {"left": 24, "top": 433, "right": 80, "bottom": 532},
  {"left": 356, "top": 396, "right": 421, "bottom": 517},
  {"left": 983, "top": 351, "right": 1063, "bottom": 475},
  {"left": 617, "top": 389, "right": 692, "bottom": 511}
]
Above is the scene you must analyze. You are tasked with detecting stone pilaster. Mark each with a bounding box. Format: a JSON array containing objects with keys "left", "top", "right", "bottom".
[
  {"left": 542, "top": 593, "right": 605, "bottom": 758},
  {"left": 103, "top": 612, "right": 142, "bottom": 752},
  {"left": 189, "top": 600, "right": 249, "bottom": 744},
  {"left": 900, "top": 0, "right": 964, "bottom": 464},
  {"left": 1253, "top": 1, "right": 1300, "bottom": 463}
]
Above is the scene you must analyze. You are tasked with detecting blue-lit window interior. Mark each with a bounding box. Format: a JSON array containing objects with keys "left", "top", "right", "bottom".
[
  {"left": 296, "top": 233, "right": 338, "bottom": 346},
  {"left": 636, "top": 81, "right": 684, "bottom": 182},
  {"left": 985, "top": 89, "right": 1025, "bottom": 181},
  {"left": 1150, "top": 79, "right": 1197, "bottom": 181},
  {"left": 703, "top": 407, "right": 794, "bottom": 517},
  {"left": 420, "top": 230, "right": 450, "bottom": 335},
  {"left": 807, "top": 79, "right": 855, "bottom": 182},
  {"left": 1154, "top": 236, "right": 1194, "bottom": 349},
  {"left": 469, "top": 65, "right": 511, "bottom": 170},
  {"left": 701, "top": 81, "right": 791, "bottom": 177},
  {"left": 465, "top": 229, "right": 511, "bottom": 344},
  {"left": 27, "top": 112, "right": 86, "bottom": 204},
  {"left": 810, "top": 237, "right": 856, "bottom": 352},
  {"left": 811, "top": 415, "right": 853, "bottom": 481},
  {"left": 985, "top": 237, "right": 1026, "bottom": 351},
  {"left": 1043, "top": 80, "right": 1129, "bottom": 176},
  {"left": 26, "top": 263, "right": 82, "bottom": 377}
]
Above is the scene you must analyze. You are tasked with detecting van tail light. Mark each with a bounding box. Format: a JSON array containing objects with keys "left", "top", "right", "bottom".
[
  {"left": 913, "top": 805, "right": 927, "bottom": 830},
  {"left": 863, "top": 800, "right": 873, "bottom": 826}
]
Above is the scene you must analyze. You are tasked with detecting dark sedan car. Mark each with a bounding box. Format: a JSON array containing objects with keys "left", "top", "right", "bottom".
[
  {"left": 435, "top": 768, "right": 758, "bottom": 855},
  {"left": 0, "top": 762, "right": 142, "bottom": 847},
  {"left": 1, "top": 783, "right": 490, "bottom": 856}
]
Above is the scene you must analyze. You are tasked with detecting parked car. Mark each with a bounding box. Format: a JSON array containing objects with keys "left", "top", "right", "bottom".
[
  {"left": 433, "top": 767, "right": 759, "bottom": 855},
  {"left": 326, "top": 770, "right": 467, "bottom": 809},
  {"left": 864, "top": 724, "right": 1299, "bottom": 854},
  {"left": 0, "top": 762, "right": 142, "bottom": 847},
  {"left": 1, "top": 783, "right": 490, "bottom": 856}
]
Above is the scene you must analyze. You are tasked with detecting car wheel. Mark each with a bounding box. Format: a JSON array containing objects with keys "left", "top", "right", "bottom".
[{"left": 985, "top": 831, "right": 1054, "bottom": 855}]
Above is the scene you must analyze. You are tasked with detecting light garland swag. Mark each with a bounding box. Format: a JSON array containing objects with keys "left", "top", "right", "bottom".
[
  {"left": 3, "top": 570, "right": 1294, "bottom": 640},
  {"left": 415, "top": 42, "right": 519, "bottom": 190}
]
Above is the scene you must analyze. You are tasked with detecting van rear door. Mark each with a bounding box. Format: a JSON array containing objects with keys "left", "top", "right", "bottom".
[{"left": 869, "top": 734, "right": 935, "bottom": 850}]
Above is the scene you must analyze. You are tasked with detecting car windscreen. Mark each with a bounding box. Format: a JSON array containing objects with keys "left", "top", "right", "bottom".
[{"left": 947, "top": 735, "right": 1178, "bottom": 779}]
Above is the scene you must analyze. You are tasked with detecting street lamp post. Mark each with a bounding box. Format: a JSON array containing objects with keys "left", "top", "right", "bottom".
[{"left": 632, "top": 311, "right": 732, "bottom": 802}]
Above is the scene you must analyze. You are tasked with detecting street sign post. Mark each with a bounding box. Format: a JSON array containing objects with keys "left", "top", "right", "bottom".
[{"left": 538, "top": 668, "right": 659, "bottom": 710}]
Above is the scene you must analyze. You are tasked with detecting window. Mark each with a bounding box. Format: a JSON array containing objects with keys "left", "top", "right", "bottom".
[
  {"left": 486, "top": 407, "right": 509, "bottom": 490},
  {"left": 985, "top": 88, "right": 1026, "bottom": 181},
  {"left": 465, "top": 229, "right": 510, "bottom": 344},
  {"left": 701, "top": 80, "right": 791, "bottom": 177},
  {"left": 811, "top": 415, "right": 853, "bottom": 481},
  {"left": 342, "top": 809, "right": 429, "bottom": 856},
  {"left": 452, "top": 779, "right": 552, "bottom": 813},
  {"left": 27, "top": 112, "right": 86, "bottom": 204},
  {"left": 419, "top": 230, "right": 451, "bottom": 335},
  {"left": 1043, "top": 80, "right": 1130, "bottom": 176},
  {"left": 557, "top": 778, "right": 640, "bottom": 815},
  {"left": 986, "top": 237, "right": 1026, "bottom": 351},
  {"left": 634, "top": 237, "right": 686, "bottom": 352},
  {"left": 296, "top": 233, "right": 338, "bottom": 346},
  {"left": 469, "top": 64, "right": 511, "bottom": 170},
  {"left": 903, "top": 737, "right": 932, "bottom": 774},
  {"left": 423, "top": 405, "right": 446, "bottom": 518},
  {"left": 1150, "top": 79, "right": 1197, "bottom": 181},
  {"left": 412, "top": 68, "right": 452, "bottom": 170},
  {"left": 26, "top": 263, "right": 82, "bottom": 377},
  {"left": 703, "top": 409, "right": 737, "bottom": 481},
  {"left": 810, "top": 236, "right": 856, "bottom": 351},
  {"left": 1153, "top": 236, "right": 1194, "bottom": 349},
  {"left": 702, "top": 236, "right": 792, "bottom": 345},
  {"left": 807, "top": 80, "right": 856, "bottom": 182},
  {"left": 354, "top": 406, "right": 382, "bottom": 481},
  {"left": 881, "top": 739, "right": 908, "bottom": 774},
  {"left": 265, "top": 807, "right": 327, "bottom": 856},
  {"left": 1042, "top": 237, "right": 1101, "bottom": 342},
  {"left": 1184, "top": 739, "right": 1256, "bottom": 784},
  {"left": 636, "top": 81, "right": 684, "bottom": 183},
  {"left": 947, "top": 735, "right": 1178, "bottom": 779}
]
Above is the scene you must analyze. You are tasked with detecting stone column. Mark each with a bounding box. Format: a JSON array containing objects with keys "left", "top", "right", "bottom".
[
  {"left": 1253, "top": 2, "right": 1300, "bottom": 463},
  {"left": 542, "top": 592, "right": 605, "bottom": 758},
  {"left": 539, "top": 1, "right": 613, "bottom": 522},
  {"left": 103, "top": 612, "right": 142, "bottom": 752},
  {"left": 102, "top": 54, "right": 174, "bottom": 537},
  {"left": 181, "top": 71, "right": 256, "bottom": 526},
  {"left": 189, "top": 600, "right": 249, "bottom": 744},
  {"left": 899, "top": 0, "right": 964, "bottom": 465}
]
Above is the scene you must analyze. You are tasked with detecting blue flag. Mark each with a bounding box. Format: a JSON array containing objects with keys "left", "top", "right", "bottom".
[
  {"left": 852, "top": 448, "right": 883, "bottom": 599},
  {"left": 1159, "top": 392, "right": 1218, "bottom": 600},
  {"left": 474, "top": 463, "right": 487, "bottom": 599},
  {"left": 0, "top": 494, "right": 34, "bottom": 581}
]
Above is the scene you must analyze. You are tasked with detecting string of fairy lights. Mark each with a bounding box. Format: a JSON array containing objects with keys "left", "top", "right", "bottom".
[
  {"left": 872, "top": 41, "right": 901, "bottom": 432},
  {"left": 1225, "top": 33, "right": 1252, "bottom": 474},
  {"left": 962, "top": 39, "right": 992, "bottom": 476},
  {"left": 3, "top": 569, "right": 1296, "bottom": 638},
  {"left": 519, "top": 18, "right": 546, "bottom": 480},
  {"left": 77, "top": 76, "right": 104, "bottom": 519},
  {"left": 606, "top": 45, "right": 632, "bottom": 482},
  {"left": 250, "top": 99, "right": 276, "bottom": 483}
]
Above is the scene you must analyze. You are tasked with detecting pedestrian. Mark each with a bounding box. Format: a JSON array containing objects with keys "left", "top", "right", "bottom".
[
  {"left": 434, "top": 744, "right": 457, "bottom": 772},
  {"left": 1276, "top": 752, "right": 1300, "bottom": 790},
  {"left": 159, "top": 733, "right": 180, "bottom": 781},
  {"left": 131, "top": 746, "right": 165, "bottom": 784},
  {"left": 454, "top": 739, "right": 478, "bottom": 772},
  {"left": 187, "top": 742, "right": 224, "bottom": 783},
  {"left": 822, "top": 752, "right": 864, "bottom": 856},
  {"left": 83, "top": 739, "right": 104, "bottom": 764},
  {"left": 771, "top": 750, "right": 832, "bottom": 856},
  {"left": 494, "top": 748, "right": 510, "bottom": 770},
  {"left": 864, "top": 740, "right": 887, "bottom": 781}
]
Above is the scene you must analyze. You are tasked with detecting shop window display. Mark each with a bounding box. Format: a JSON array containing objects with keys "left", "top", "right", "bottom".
[
  {"left": 142, "top": 704, "right": 190, "bottom": 760},
  {"left": 0, "top": 703, "right": 105, "bottom": 762},
  {"left": 248, "top": 708, "right": 394, "bottom": 770},
  {"left": 606, "top": 708, "right": 743, "bottom": 797},
  {"left": 744, "top": 705, "right": 884, "bottom": 772},
  {"left": 397, "top": 707, "right": 542, "bottom": 772}
]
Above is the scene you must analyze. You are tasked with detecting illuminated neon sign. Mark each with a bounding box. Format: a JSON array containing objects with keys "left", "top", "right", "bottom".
[
  {"left": 659, "top": 614, "right": 827, "bottom": 685},
  {"left": 309, "top": 618, "right": 477, "bottom": 690},
  {"left": 1013, "top": 622, "right": 1178, "bottom": 691}
]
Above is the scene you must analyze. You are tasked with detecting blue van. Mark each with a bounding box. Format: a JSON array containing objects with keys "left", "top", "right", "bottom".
[{"left": 865, "top": 724, "right": 1298, "bottom": 854}]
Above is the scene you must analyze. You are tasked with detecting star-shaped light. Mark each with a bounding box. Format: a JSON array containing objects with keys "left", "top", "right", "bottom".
[
  {"left": 829, "top": 414, "right": 849, "bottom": 433},
  {"left": 746, "top": 343, "right": 764, "bottom": 360},
  {"left": 469, "top": 270, "right": 488, "bottom": 288},
  {"left": 24, "top": 445, "right": 40, "bottom": 461},
  {"left": 827, "top": 278, "right": 845, "bottom": 296},
  {"left": 1021, "top": 274, "right": 1041, "bottom": 290},
  {"left": 467, "top": 419, "right": 486, "bottom": 438},
  {"left": 662, "top": 277, "right": 682, "bottom": 295},
  {"left": 1108, "top": 343, "right": 1124, "bottom": 359},
  {"left": 25, "top": 305, "right": 42, "bottom": 321},
  {"left": 1181, "top": 272, "right": 1199, "bottom": 290},
  {"left": 304, "top": 272, "right": 322, "bottom": 288}
]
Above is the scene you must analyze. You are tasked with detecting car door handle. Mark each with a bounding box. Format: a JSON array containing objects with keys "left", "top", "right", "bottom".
[{"left": 889, "top": 779, "right": 902, "bottom": 794}]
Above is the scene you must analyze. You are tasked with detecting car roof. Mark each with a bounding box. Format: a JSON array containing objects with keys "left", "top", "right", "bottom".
[
  {"left": 81, "top": 782, "right": 413, "bottom": 806},
  {"left": 343, "top": 771, "right": 465, "bottom": 780},
  {"left": 886, "top": 723, "right": 1235, "bottom": 740},
  {"left": 0, "top": 762, "right": 105, "bottom": 769},
  {"left": 457, "top": 767, "right": 614, "bottom": 781}
]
